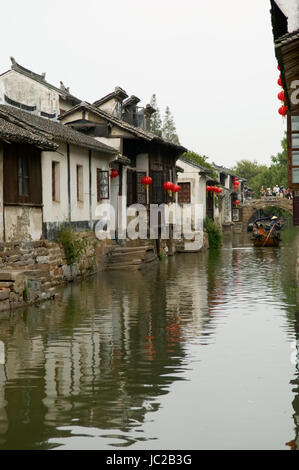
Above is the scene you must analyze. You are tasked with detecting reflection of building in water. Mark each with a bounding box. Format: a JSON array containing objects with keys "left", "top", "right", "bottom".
[
  {"left": 289, "top": 312, "right": 299, "bottom": 450},
  {"left": 163, "top": 255, "right": 208, "bottom": 339},
  {"left": 0, "top": 340, "right": 8, "bottom": 445},
  {"left": 0, "top": 262, "right": 210, "bottom": 448}
]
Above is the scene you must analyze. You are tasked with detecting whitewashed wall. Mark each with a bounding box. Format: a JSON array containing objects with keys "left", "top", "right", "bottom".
[
  {"left": 274, "top": 0, "right": 299, "bottom": 31},
  {"left": 0, "top": 70, "right": 59, "bottom": 115},
  {"left": 42, "top": 145, "right": 69, "bottom": 224},
  {"left": 0, "top": 143, "right": 4, "bottom": 241},
  {"left": 177, "top": 159, "right": 207, "bottom": 222}
]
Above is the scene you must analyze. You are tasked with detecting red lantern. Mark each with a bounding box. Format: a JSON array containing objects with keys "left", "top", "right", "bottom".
[
  {"left": 163, "top": 181, "right": 174, "bottom": 195},
  {"left": 234, "top": 200, "right": 240, "bottom": 205},
  {"left": 277, "top": 76, "right": 282, "bottom": 87},
  {"left": 206, "top": 186, "right": 211, "bottom": 191},
  {"left": 141, "top": 175, "right": 152, "bottom": 192},
  {"left": 278, "top": 90, "right": 285, "bottom": 102},
  {"left": 278, "top": 105, "right": 288, "bottom": 116},
  {"left": 172, "top": 185, "right": 181, "bottom": 193},
  {"left": 110, "top": 169, "right": 118, "bottom": 179}
]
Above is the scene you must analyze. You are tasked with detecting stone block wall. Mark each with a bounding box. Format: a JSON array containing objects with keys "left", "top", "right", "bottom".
[{"left": 0, "top": 233, "right": 113, "bottom": 313}]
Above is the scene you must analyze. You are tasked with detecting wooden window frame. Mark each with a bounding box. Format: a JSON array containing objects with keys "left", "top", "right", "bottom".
[
  {"left": 3, "top": 142, "right": 42, "bottom": 206},
  {"left": 18, "top": 155, "right": 29, "bottom": 198},
  {"left": 52, "top": 161, "right": 60, "bottom": 202},
  {"left": 178, "top": 182, "right": 191, "bottom": 204},
  {"left": 76, "top": 164, "right": 84, "bottom": 202}
]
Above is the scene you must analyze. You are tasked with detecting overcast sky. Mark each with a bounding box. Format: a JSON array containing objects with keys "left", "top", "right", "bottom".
[{"left": 0, "top": 0, "right": 285, "bottom": 168}]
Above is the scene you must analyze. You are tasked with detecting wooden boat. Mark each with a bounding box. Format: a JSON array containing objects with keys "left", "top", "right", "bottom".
[{"left": 252, "top": 234, "right": 280, "bottom": 247}]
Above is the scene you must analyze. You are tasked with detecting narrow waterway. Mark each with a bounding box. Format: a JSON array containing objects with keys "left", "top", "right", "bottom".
[{"left": 0, "top": 229, "right": 298, "bottom": 450}]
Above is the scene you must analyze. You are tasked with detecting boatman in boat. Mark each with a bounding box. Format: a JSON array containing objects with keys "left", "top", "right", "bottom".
[{"left": 270, "top": 216, "right": 281, "bottom": 232}]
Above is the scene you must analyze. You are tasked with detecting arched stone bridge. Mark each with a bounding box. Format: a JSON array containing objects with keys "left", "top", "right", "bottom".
[{"left": 238, "top": 197, "right": 293, "bottom": 230}]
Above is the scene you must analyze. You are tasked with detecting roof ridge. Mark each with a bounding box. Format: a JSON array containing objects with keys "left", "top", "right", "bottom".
[
  {"left": 9, "top": 57, "right": 81, "bottom": 102},
  {"left": 0, "top": 106, "right": 54, "bottom": 141}
]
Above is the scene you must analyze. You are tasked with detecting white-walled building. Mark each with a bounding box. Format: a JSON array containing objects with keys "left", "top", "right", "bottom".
[
  {"left": 0, "top": 104, "right": 117, "bottom": 242},
  {"left": 0, "top": 58, "right": 81, "bottom": 119}
]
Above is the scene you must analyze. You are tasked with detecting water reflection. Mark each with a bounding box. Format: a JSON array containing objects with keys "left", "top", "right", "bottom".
[{"left": 0, "top": 229, "right": 298, "bottom": 449}]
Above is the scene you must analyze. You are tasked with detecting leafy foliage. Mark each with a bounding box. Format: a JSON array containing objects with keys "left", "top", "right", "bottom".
[
  {"left": 181, "top": 151, "right": 218, "bottom": 180},
  {"left": 205, "top": 216, "right": 222, "bottom": 249},
  {"left": 56, "top": 224, "right": 88, "bottom": 265},
  {"left": 149, "top": 94, "right": 162, "bottom": 136},
  {"left": 162, "top": 106, "right": 180, "bottom": 144},
  {"left": 231, "top": 135, "right": 288, "bottom": 198}
]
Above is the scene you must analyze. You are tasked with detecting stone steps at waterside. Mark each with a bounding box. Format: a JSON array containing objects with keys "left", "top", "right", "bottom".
[{"left": 105, "top": 244, "right": 157, "bottom": 270}]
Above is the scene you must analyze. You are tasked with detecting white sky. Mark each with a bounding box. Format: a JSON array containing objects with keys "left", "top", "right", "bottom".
[{"left": 0, "top": 0, "right": 285, "bottom": 167}]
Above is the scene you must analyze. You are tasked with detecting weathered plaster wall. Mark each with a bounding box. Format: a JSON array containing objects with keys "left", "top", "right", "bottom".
[
  {"left": 4, "top": 206, "right": 43, "bottom": 241},
  {"left": 275, "top": 0, "right": 299, "bottom": 31},
  {"left": 96, "top": 137, "right": 122, "bottom": 152},
  {"left": 42, "top": 145, "right": 69, "bottom": 224},
  {"left": 177, "top": 159, "right": 207, "bottom": 223},
  {"left": 0, "top": 143, "right": 3, "bottom": 242},
  {"left": 0, "top": 70, "right": 59, "bottom": 115},
  {"left": 96, "top": 97, "right": 118, "bottom": 115}
]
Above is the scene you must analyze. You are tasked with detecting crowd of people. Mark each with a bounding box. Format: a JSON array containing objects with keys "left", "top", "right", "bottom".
[{"left": 260, "top": 185, "right": 292, "bottom": 200}]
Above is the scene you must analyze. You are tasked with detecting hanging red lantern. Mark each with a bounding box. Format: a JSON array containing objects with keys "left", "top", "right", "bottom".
[
  {"left": 277, "top": 90, "right": 285, "bottom": 102},
  {"left": 110, "top": 169, "right": 118, "bottom": 179},
  {"left": 206, "top": 186, "right": 211, "bottom": 191},
  {"left": 141, "top": 175, "right": 152, "bottom": 192},
  {"left": 234, "top": 200, "right": 240, "bottom": 205},
  {"left": 277, "top": 76, "right": 282, "bottom": 87},
  {"left": 172, "top": 185, "right": 181, "bottom": 193},
  {"left": 163, "top": 181, "right": 174, "bottom": 195},
  {"left": 278, "top": 105, "right": 288, "bottom": 116}
]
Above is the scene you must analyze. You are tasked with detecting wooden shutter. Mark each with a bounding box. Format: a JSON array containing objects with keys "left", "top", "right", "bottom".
[
  {"left": 293, "top": 196, "right": 299, "bottom": 225},
  {"left": 127, "top": 169, "right": 137, "bottom": 206},
  {"left": 151, "top": 171, "right": 164, "bottom": 204},
  {"left": 3, "top": 142, "right": 18, "bottom": 204},
  {"left": 136, "top": 171, "right": 146, "bottom": 204},
  {"left": 28, "top": 146, "right": 42, "bottom": 204},
  {"left": 3, "top": 142, "right": 42, "bottom": 205}
]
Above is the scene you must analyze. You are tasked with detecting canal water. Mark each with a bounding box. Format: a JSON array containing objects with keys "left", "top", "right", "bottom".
[{"left": 0, "top": 229, "right": 298, "bottom": 450}]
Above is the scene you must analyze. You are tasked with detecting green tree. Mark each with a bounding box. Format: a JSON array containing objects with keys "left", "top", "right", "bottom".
[
  {"left": 162, "top": 106, "right": 180, "bottom": 144},
  {"left": 232, "top": 159, "right": 268, "bottom": 182},
  {"left": 181, "top": 151, "right": 218, "bottom": 179},
  {"left": 232, "top": 134, "right": 288, "bottom": 198},
  {"left": 149, "top": 94, "right": 162, "bottom": 136}
]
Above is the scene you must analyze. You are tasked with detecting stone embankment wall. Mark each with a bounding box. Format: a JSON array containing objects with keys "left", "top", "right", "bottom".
[{"left": 0, "top": 233, "right": 112, "bottom": 313}]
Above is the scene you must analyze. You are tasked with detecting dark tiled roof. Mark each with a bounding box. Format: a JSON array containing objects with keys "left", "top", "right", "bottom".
[
  {"left": 275, "top": 28, "right": 299, "bottom": 47},
  {"left": 93, "top": 87, "right": 128, "bottom": 107},
  {"left": 0, "top": 108, "right": 57, "bottom": 150},
  {"left": 59, "top": 102, "right": 187, "bottom": 152},
  {"left": 179, "top": 157, "right": 209, "bottom": 173},
  {"left": 0, "top": 105, "right": 117, "bottom": 154}
]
